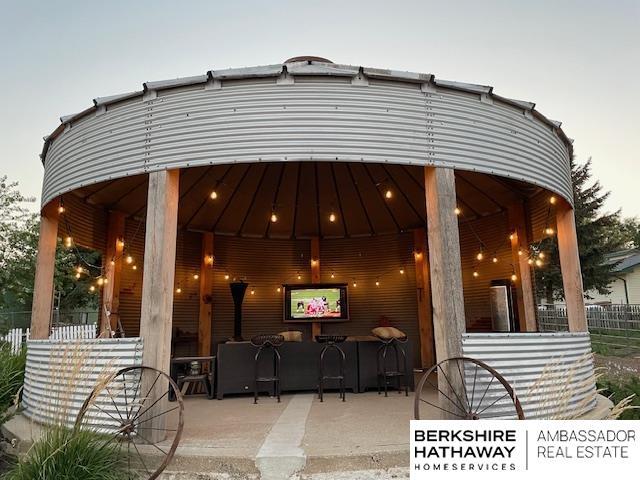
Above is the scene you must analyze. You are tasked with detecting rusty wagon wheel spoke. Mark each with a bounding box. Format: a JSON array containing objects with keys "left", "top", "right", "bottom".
[
  {"left": 75, "top": 365, "right": 184, "bottom": 480},
  {"left": 414, "top": 357, "right": 524, "bottom": 420}
]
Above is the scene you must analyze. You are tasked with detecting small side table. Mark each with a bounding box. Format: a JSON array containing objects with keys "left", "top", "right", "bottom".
[{"left": 169, "top": 355, "right": 215, "bottom": 401}]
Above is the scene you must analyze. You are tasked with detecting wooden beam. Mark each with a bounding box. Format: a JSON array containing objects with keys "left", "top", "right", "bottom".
[
  {"left": 310, "top": 237, "right": 321, "bottom": 340},
  {"left": 198, "top": 232, "right": 214, "bottom": 356},
  {"left": 507, "top": 203, "right": 537, "bottom": 332},
  {"left": 100, "top": 211, "right": 125, "bottom": 337},
  {"left": 30, "top": 201, "right": 60, "bottom": 339},
  {"left": 424, "top": 167, "right": 466, "bottom": 417},
  {"left": 413, "top": 228, "right": 435, "bottom": 368},
  {"left": 139, "top": 169, "right": 180, "bottom": 442},
  {"left": 556, "top": 199, "right": 587, "bottom": 332}
]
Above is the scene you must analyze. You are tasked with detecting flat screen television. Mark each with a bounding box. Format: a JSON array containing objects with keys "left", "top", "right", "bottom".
[{"left": 283, "top": 283, "right": 349, "bottom": 323}]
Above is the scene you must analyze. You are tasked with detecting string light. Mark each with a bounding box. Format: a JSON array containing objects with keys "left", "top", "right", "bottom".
[
  {"left": 64, "top": 236, "right": 73, "bottom": 248},
  {"left": 110, "top": 258, "right": 115, "bottom": 266},
  {"left": 75, "top": 273, "right": 81, "bottom": 279},
  {"left": 331, "top": 272, "right": 335, "bottom": 279},
  {"left": 57, "top": 202, "right": 65, "bottom": 214},
  {"left": 476, "top": 251, "right": 484, "bottom": 261},
  {"left": 329, "top": 212, "right": 336, "bottom": 223},
  {"left": 528, "top": 258, "right": 534, "bottom": 265},
  {"left": 250, "top": 289, "right": 255, "bottom": 295},
  {"left": 125, "top": 255, "right": 134, "bottom": 265},
  {"left": 518, "top": 250, "right": 523, "bottom": 256},
  {"left": 414, "top": 251, "right": 423, "bottom": 260},
  {"left": 535, "top": 259, "right": 543, "bottom": 267},
  {"left": 509, "top": 233, "right": 515, "bottom": 241},
  {"left": 103, "top": 278, "right": 108, "bottom": 284},
  {"left": 473, "top": 271, "right": 479, "bottom": 278},
  {"left": 76, "top": 266, "right": 83, "bottom": 274},
  {"left": 276, "top": 287, "right": 281, "bottom": 293},
  {"left": 205, "top": 254, "right": 214, "bottom": 266},
  {"left": 311, "top": 259, "right": 318, "bottom": 267},
  {"left": 224, "top": 274, "right": 230, "bottom": 280},
  {"left": 132, "top": 265, "right": 138, "bottom": 271},
  {"left": 89, "top": 285, "right": 96, "bottom": 292},
  {"left": 193, "top": 274, "right": 199, "bottom": 280},
  {"left": 352, "top": 280, "right": 357, "bottom": 287},
  {"left": 545, "top": 227, "right": 555, "bottom": 236},
  {"left": 175, "top": 287, "right": 182, "bottom": 294},
  {"left": 454, "top": 207, "right": 461, "bottom": 216},
  {"left": 270, "top": 211, "right": 278, "bottom": 223},
  {"left": 116, "top": 238, "right": 125, "bottom": 249},
  {"left": 97, "top": 278, "right": 104, "bottom": 286},
  {"left": 210, "top": 190, "right": 218, "bottom": 200},
  {"left": 399, "top": 268, "right": 405, "bottom": 275},
  {"left": 384, "top": 189, "right": 392, "bottom": 199},
  {"left": 375, "top": 279, "right": 380, "bottom": 286},
  {"left": 511, "top": 273, "right": 518, "bottom": 282},
  {"left": 549, "top": 196, "right": 557, "bottom": 205},
  {"left": 538, "top": 252, "right": 545, "bottom": 260},
  {"left": 297, "top": 272, "right": 302, "bottom": 280},
  {"left": 492, "top": 257, "right": 498, "bottom": 263}
]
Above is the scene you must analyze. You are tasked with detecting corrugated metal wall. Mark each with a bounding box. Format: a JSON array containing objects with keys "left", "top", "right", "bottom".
[
  {"left": 462, "top": 332, "right": 596, "bottom": 419},
  {"left": 62, "top": 194, "right": 107, "bottom": 251},
  {"left": 210, "top": 236, "right": 312, "bottom": 343},
  {"left": 118, "top": 218, "right": 146, "bottom": 336},
  {"left": 42, "top": 77, "right": 572, "bottom": 207},
  {"left": 459, "top": 212, "right": 514, "bottom": 329},
  {"left": 320, "top": 233, "right": 419, "bottom": 366},
  {"left": 22, "top": 338, "right": 143, "bottom": 430}
]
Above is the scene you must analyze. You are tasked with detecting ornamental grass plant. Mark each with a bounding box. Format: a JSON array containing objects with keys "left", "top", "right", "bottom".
[{"left": 0, "top": 342, "right": 26, "bottom": 425}]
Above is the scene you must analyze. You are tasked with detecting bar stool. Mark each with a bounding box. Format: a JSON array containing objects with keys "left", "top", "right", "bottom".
[
  {"left": 376, "top": 336, "right": 409, "bottom": 397},
  {"left": 251, "top": 334, "right": 284, "bottom": 404},
  {"left": 316, "top": 335, "right": 347, "bottom": 402}
]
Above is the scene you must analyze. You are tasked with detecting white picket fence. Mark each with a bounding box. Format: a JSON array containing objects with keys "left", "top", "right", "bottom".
[{"left": 1, "top": 324, "right": 97, "bottom": 354}]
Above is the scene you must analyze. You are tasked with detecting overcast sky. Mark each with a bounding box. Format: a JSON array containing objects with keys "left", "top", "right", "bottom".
[{"left": 1, "top": 0, "right": 638, "bottom": 216}]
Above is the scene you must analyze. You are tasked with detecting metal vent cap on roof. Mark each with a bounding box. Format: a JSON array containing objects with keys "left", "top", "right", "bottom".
[{"left": 284, "top": 56, "right": 333, "bottom": 64}]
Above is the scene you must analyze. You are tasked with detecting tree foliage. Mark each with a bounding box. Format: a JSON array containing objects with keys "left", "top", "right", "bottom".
[
  {"left": 534, "top": 158, "right": 628, "bottom": 302},
  {"left": 0, "top": 176, "right": 101, "bottom": 313}
]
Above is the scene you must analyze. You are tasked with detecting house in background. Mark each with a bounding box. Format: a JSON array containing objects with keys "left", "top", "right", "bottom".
[{"left": 587, "top": 248, "right": 640, "bottom": 305}]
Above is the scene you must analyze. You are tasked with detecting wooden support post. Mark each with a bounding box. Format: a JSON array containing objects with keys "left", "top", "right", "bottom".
[
  {"left": 139, "top": 169, "right": 180, "bottom": 441},
  {"left": 413, "top": 228, "right": 435, "bottom": 368},
  {"left": 424, "top": 167, "right": 466, "bottom": 417},
  {"left": 100, "top": 211, "right": 125, "bottom": 337},
  {"left": 556, "top": 199, "right": 587, "bottom": 332},
  {"left": 198, "top": 232, "right": 214, "bottom": 357},
  {"left": 310, "top": 237, "right": 321, "bottom": 340},
  {"left": 30, "top": 201, "right": 60, "bottom": 339},
  {"left": 507, "top": 203, "right": 537, "bottom": 332}
]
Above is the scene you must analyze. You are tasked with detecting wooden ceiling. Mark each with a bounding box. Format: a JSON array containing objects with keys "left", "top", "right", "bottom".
[{"left": 74, "top": 162, "right": 541, "bottom": 239}]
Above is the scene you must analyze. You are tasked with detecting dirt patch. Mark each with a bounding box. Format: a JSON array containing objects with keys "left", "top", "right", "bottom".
[{"left": 594, "top": 354, "right": 640, "bottom": 381}]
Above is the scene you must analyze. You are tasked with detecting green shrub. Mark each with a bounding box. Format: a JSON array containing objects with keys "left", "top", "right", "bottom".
[
  {"left": 2, "top": 427, "right": 134, "bottom": 480},
  {"left": 597, "top": 376, "right": 640, "bottom": 420},
  {"left": 0, "top": 342, "right": 26, "bottom": 425}
]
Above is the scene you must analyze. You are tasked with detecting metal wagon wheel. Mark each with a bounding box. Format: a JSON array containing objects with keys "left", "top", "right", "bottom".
[
  {"left": 75, "top": 365, "right": 184, "bottom": 480},
  {"left": 414, "top": 357, "right": 525, "bottom": 420}
]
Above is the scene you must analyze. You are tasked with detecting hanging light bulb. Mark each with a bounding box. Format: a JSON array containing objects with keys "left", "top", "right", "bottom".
[
  {"left": 97, "top": 277, "right": 104, "bottom": 286},
  {"left": 210, "top": 190, "right": 218, "bottom": 200},
  {"left": 175, "top": 287, "right": 182, "bottom": 294},
  {"left": 331, "top": 272, "right": 335, "bottom": 279},
  {"left": 511, "top": 273, "right": 518, "bottom": 282},
  {"left": 125, "top": 255, "right": 133, "bottom": 264},
  {"left": 132, "top": 265, "right": 138, "bottom": 270},
  {"left": 492, "top": 257, "right": 498, "bottom": 263},
  {"left": 399, "top": 268, "right": 405, "bottom": 275},
  {"left": 75, "top": 273, "right": 81, "bottom": 279},
  {"left": 375, "top": 279, "right": 380, "bottom": 286},
  {"left": 103, "top": 278, "right": 108, "bottom": 284},
  {"left": 509, "top": 233, "right": 515, "bottom": 241},
  {"left": 549, "top": 196, "right": 557, "bottom": 205},
  {"left": 385, "top": 189, "right": 392, "bottom": 199},
  {"left": 193, "top": 273, "right": 199, "bottom": 280},
  {"left": 57, "top": 202, "right": 65, "bottom": 214},
  {"left": 116, "top": 238, "right": 125, "bottom": 249},
  {"left": 352, "top": 280, "right": 357, "bottom": 287},
  {"left": 76, "top": 266, "right": 83, "bottom": 274},
  {"left": 64, "top": 236, "right": 73, "bottom": 248},
  {"left": 276, "top": 287, "right": 281, "bottom": 293},
  {"left": 538, "top": 252, "right": 545, "bottom": 260},
  {"left": 329, "top": 212, "right": 336, "bottom": 223},
  {"left": 473, "top": 271, "right": 479, "bottom": 278},
  {"left": 110, "top": 258, "right": 115, "bottom": 266},
  {"left": 250, "top": 289, "right": 255, "bottom": 295},
  {"left": 454, "top": 207, "right": 461, "bottom": 216},
  {"left": 224, "top": 274, "right": 230, "bottom": 280},
  {"left": 535, "top": 259, "right": 543, "bottom": 267},
  {"left": 271, "top": 211, "right": 278, "bottom": 223},
  {"left": 311, "top": 258, "right": 318, "bottom": 267},
  {"left": 205, "top": 254, "right": 214, "bottom": 266},
  {"left": 89, "top": 285, "right": 96, "bottom": 292},
  {"left": 414, "top": 251, "right": 423, "bottom": 260},
  {"left": 297, "top": 272, "right": 302, "bottom": 280},
  {"left": 545, "top": 227, "right": 555, "bottom": 236},
  {"left": 518, "top": 249, "right": 523, "bottom": 256},
  {"left": 528, "top": 258, "right": 534, "bottom": 265},
  {"left": 476, "top": 251, "right": 484, "bottom": 261}
]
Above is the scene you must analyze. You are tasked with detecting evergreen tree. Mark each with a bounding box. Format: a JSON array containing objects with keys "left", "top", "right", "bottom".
[{"left": 535, "top": 158, "right": 625, "bottom": 302}]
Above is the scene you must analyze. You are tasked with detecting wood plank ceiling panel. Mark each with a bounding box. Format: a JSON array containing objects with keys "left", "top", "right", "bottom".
[
  {"left": 294, "top": 162, "right": 320, "bottom": 238},
  {"left": 316, "top": 162, "right": 346, "bottom": 238},
  {"left": 267, "top": 162, "right": 299, "bottom": 239},
  {"left": 216, "top": 163, "right": 267, "bottom": 235},
  {"left": 331, "top": 162, "right": 372, "bottom": 237},
  {"left": 179, "top": 165, "right": 232, "bottom": 230},
  {"left": 241, "top": 163, "right": 284, "bottom": 237},
  {"left": 349, "top": 163, "right": 398, "bottom": 235}
]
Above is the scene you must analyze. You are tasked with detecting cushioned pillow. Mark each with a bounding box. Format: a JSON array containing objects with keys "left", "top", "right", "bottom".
[
  {"left": 277, "top": 330, "right": 303, "bottom": 342},
  {"left": 371, "top": 326, "right": 406, "bottom": 340}
]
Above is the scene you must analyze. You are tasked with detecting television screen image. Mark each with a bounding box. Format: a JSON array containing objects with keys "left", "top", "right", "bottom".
[{"left": 283, "top": 284, "right": 348, "bottom": 322}]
